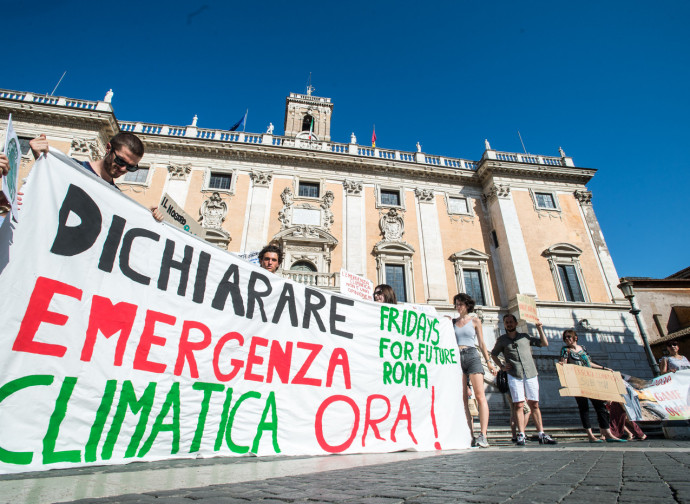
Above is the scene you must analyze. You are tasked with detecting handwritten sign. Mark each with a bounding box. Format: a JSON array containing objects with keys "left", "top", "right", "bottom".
[
  {"left": 158, "top": 193, "right": 205, "bottom": 236},
  {"left": 340, "top": 268, "right": 374, "bottom": 301},
  {"left": 557, "top": 363, "right": 626, "bottom": 403},
  {"left": 516, "top": 294, "right": 539, "bottom": 324}
]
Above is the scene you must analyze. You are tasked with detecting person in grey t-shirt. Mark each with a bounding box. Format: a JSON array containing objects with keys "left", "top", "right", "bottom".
[{"left": 491, "top": 313, "right": 556, "bottom": 446}]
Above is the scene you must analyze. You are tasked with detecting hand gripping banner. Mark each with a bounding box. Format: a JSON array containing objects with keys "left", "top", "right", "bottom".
[{"left": 0, "top": 153, "right": 469, "bottom": 474}]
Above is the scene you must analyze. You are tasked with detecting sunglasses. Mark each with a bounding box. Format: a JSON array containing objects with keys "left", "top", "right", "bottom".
[
  {"left": 111, "top": 150, "right": 139, "bottom": 172},
  {"left": 373, "top": 291, "right": 383, "bottom": 296}
]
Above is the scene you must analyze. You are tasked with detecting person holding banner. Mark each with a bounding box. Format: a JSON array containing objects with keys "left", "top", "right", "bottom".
[
  {"left": 29, "top": 133, "right": 163, "bottom": 221},
  {"left": 491, "top": 314, "right": 557, "bottom": 446},
  {"left": 259, "top": 244, "right": 283, "bottom": 273},
  {"left": 453, "top": 293, "right": 497, "bottom": 448},
  {"left": 558, "top": 329, "right": 625, "bottom": 443},
  {"left": 659, "top": 340, "right": 690, "bottom": 374},
  {"left": 373, "top": 284, "right": 397, "bottom": 304}
]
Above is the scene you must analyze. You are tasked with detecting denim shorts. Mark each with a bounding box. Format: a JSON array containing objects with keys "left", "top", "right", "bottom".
[{"left": 459, "top": 346, "right": 484, "bottom": 375}]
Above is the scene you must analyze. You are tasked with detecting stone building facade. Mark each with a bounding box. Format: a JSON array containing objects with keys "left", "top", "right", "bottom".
[{"left": 0, "top": 87, "right": 653, "bottom": 414}]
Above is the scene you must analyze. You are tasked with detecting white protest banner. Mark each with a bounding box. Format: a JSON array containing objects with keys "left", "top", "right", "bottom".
[
  {"left": 236, "top": 250, "right": 260, "bottom": 267},
  {"left": 158, "top": 193, "right": 205, "bottom": 237},
  {"left": 2, "top": 114, "right": 20, "bottom": 220},
  {"left": 340, "top": 268, "right": 374, "bottom": 301},
  {"left": 0, "top": 153, "right": 469, "bottom": 474},
  {"left": 638, "top": 370, "right": 690, "bottom": 420}
]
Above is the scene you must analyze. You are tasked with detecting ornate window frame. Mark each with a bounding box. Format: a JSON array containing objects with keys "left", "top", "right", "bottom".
[
  {"left": 450, "top": 248, "right": 494, "bottom": 306},
  {"left": 444, "top": 193, "right": 474, "bottom": 217},
  {"left": 529, "top": 188, "right": 562, "bottom": 213},
  {"left": 375, "top": 184, "right": 406, "bottom": 210},
  {"left": 373, "top": 241, "right": 416, "bottom": 303},
  {"left": 120, "top": 163, "right": 152, "bottom": 186},
  {"left": 542, "top": 243, "right": 590, "bottom": 303},
  {"left": 202, "top": 167, "right": 237, "bottom": 195},
  {"left": 294, "top": 176, "right": 323, "bottom": 201}
]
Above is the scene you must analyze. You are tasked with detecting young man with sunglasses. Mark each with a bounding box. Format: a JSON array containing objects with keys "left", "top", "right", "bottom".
[
  {"left": 29, "top": 132, "right": 162, "bottom": 220},
  {"left": 491, "top": 313, "right": 556, "bottom": 446}
]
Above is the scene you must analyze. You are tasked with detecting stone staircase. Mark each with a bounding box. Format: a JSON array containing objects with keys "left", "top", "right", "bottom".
[{"left": 472, "top": 411, "right": 663, "bottom": 446}]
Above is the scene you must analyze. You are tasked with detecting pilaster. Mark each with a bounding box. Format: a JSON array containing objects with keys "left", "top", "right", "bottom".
[
  {"left": 414, "top": 188, "right": 449, "bottom": 305},
  {"left": 483, "top": 183, "right": 537, "bottom": 302}
]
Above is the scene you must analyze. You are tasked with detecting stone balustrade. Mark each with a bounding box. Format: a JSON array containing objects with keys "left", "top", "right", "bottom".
[
  {"left": 281, "top": 270, "right": 340, "bottom": 289},
  {"left": 0, "top": 87, "right": 573, "bottom": 170},
  {"left": 0, "top": 89, "right": 111, "bottom": 112}
]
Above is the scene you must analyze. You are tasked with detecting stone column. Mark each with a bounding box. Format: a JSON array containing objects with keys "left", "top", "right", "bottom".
[
  {"left": 574, "top": 190, "right": 625, "bottom": 302},
  {"left": 414, "top": 188, "right": 449, "bottom": 305},
  {"left": 165, "top": 164, "right": 192, "bottom": 208},
  {"left": 483, "top": 183, "right": 537, "bottom": 302},
  {"left": 243, "top": 170, "right": 273, "bottom": 253},
  {"left": 343, "top": 180, "right": 365, "bottom": 275}
]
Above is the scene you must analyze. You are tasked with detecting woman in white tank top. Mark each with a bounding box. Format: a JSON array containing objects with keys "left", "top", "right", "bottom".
[{"left": 453, "top": 293, "right": 497, "bottom": 448}]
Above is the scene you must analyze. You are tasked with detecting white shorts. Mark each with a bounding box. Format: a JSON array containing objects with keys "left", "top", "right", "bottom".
[{"left": 508, "top": 374, "right": 540, "bottom": 403}]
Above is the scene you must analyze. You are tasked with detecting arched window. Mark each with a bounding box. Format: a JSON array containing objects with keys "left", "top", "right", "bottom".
[
  {"left": 302, "top": 114, "right": 314, "bottom": 132},
  {"left": 290, "top": 261, "right": 317, "bottom": 272}
]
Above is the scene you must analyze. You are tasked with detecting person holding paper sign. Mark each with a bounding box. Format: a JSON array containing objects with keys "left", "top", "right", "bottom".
[
  {"left": 558, "top": 329, "right": 625, "bottom": 443},
  {"left": 491, "top": 314, "right": 557, "bottom": 446},
  {"left": 453, "top": 293, "right": 497, "bottom": 448},
  {"left": 29, "top": 133, "right": 163, "bottom": 221}
]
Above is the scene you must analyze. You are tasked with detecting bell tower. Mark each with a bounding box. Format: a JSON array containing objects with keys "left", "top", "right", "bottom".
[{"left": 284, "top": 84, "right": 333, "bottom": 141}]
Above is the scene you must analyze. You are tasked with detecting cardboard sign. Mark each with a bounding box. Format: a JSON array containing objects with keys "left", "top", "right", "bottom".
[
  {"left": 340, "top": 268, "right": 374, "bottom": 301},
  {"left": 557, "top": 363, "right": 627, "bottom": 403},
  {"left": 158, "top": 193, "right": 205, "bottom": 237},
  {"left": 516, "top": 294, "right": 538, "bottom": 324},
  {"left": 0, "top": 152, "right": 470, "bottom": 474}
]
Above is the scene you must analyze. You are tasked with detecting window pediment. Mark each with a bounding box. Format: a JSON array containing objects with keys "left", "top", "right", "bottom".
[{"left": 543, "top": 243, "right": 582, "bottom": 258}]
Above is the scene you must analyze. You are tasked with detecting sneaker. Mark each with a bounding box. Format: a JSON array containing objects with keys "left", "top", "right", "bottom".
[
  {"left": 516, "top": 433, "right": 526, "bottom": 446},
  {"left": 539, "top": 433, "right": 557, "bottom": 445},
  {"left": 475, "top": 434, "right": 489, "bottom": 448}
]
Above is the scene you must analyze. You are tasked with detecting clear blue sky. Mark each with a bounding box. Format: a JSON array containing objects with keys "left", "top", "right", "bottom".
[{"left": 5, "top": 1, "right": 689, "bottom": 278}]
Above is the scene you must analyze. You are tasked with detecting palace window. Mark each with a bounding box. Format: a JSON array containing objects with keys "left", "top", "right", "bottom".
[
  {"left": 558, "top": 264, "right": 585, "bottom": 302},
  {"left": 298, "top": 181, "right": 320, "bottom": 198},
  {"left": 374, "top": 241, "right": 415, "bottom": 303},
  {"left": 122, "top": 167, "right": 150, "bottom": 184},
  {"left": 302, "top": 114, "right": 314, "bottom": 132},
  {"left": 18, "top": 136, "right": 33, "bottom": 156},
  {"left": 385, "top": 264, "right": 408, "bottom": 303},
  {"left": 291, "top": 261, "right": 317, "bottom": 272},
  {"left": 447, "top": 196, "right": 469, "bottom": 215},
  {"left": 543, "top": 243, "right": 589, "bottom": 303},
  {"left": 209, "top": 172, "right": 232, "bottom": 191},
  {"left": 451, "top": 249, "right": 493, "bottom": 306},
  {"left": 463, "top": 270, "right": 486, "bottom": 305},
  {"left": 380, "top": 189, "right": 401, "bottom": 206},
  {"left": 530, "top": 189, "right": 561, "bottom": 212}
]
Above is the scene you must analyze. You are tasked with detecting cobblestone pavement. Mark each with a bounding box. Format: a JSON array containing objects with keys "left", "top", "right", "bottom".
[{"left": 2, "top": 441, "right": 689, "bottom": 504}]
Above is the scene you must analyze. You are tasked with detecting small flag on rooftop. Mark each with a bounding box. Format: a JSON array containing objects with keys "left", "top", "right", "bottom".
[
  {"left": 372, "top": 125, "right": 377, "bottom": 148},
  {"left": 229, "top": 110, "right": 247, "bottom": 131}
]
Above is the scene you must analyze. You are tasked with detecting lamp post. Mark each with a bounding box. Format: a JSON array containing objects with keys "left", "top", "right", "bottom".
[{"left": 618, "top": 280, "right": 660, "bottom": 376}]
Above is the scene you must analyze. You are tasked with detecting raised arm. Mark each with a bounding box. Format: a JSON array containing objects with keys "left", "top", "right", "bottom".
[{"left": 536, "top": 320, "right": 548, "bottom": 347}]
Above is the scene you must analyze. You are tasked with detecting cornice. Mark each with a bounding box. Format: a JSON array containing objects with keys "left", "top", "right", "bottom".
[
  {"left": 141, "top": 135, "right": 479, "bottom": 185},
  {"left": 476, "top": 158, "right": 596, "bottom": 185}
]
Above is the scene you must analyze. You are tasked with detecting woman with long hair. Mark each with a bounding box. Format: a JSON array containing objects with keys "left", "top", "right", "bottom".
[
  {"left": 453, "top": 293, "right": 496, "bottom": 448},
  {"left": 373, "top": 284, "right": 397, "bottom": 304}
]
